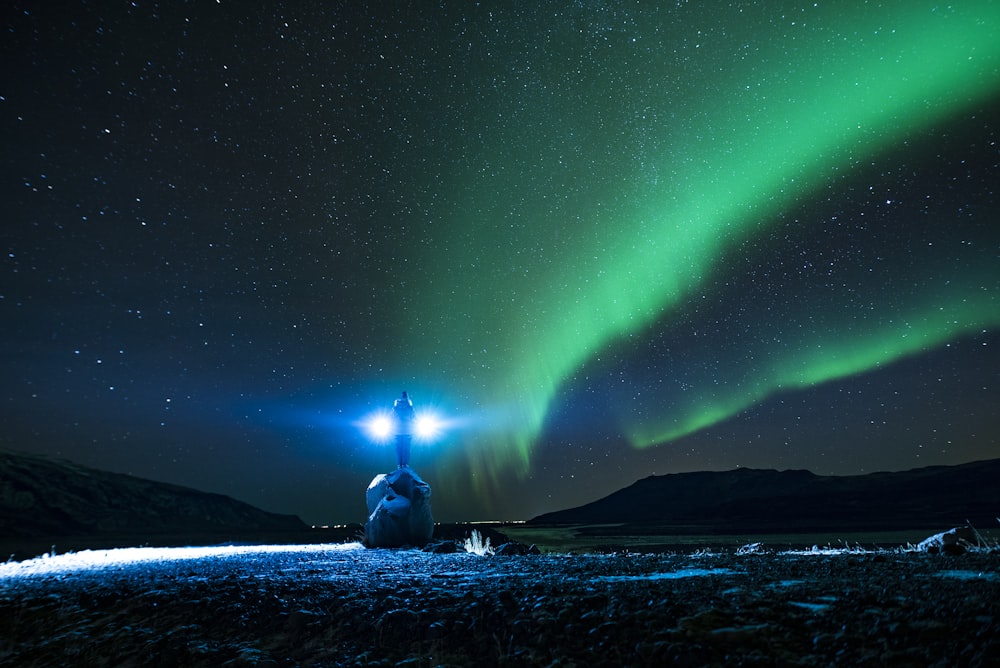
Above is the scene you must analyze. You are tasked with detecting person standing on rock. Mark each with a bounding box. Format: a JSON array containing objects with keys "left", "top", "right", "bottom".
[{"left": 393, "top": 391, "right": 415, "bottom": 468}]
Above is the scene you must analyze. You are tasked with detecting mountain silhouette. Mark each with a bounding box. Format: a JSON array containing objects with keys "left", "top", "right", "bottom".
[
  {"left": 1, "top": 450, "right": 307, "bottom": 556},
  {"left": 529, "top": 459, "right": 1000, "bottom": 532}
]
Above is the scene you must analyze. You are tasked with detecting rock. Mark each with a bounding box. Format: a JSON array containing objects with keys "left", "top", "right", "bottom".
[
  {"left": 421, "top": 540, "right": 458, "bottom": 554},
  {"left": 363, "top": 466, "right": 433, "bottom": 548},
  {"left": 916, "top": 526, "right": 978, "bottom": 554},
  {"left": 494, "top": 541, "right": 542, "bottom": 556},
  {"left": 941, "top": 542, "right": 966, "bottom": 556}
]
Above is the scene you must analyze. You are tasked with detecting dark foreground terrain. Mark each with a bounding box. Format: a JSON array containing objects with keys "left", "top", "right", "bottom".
[{"left": 1, "top": 541, "right": 997, "bottom": 667}]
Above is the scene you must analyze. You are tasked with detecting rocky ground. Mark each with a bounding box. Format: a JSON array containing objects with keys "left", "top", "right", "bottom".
[{"left": 0, "top": 540, "right": 997, "bottom": 667}]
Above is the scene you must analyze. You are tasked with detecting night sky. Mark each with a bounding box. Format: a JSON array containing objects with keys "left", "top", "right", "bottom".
[{"left": 3, "top": 1, "right": 998, "bottom": 525}]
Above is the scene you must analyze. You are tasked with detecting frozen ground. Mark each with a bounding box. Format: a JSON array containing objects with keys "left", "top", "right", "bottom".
[{"left": 1, "top": 542, "right": 997, "bottom": 666}]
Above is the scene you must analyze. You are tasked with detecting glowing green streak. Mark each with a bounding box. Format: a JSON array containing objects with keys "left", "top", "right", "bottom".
[
  {"left": 521, "top": 5, "right": 998, "bottom": 453},
  {"left": 409, "top": 2, "right": 1000, "bottom": 471},
  {"left": 630, "top": 294, "right": 1000, "bottom": 446}
]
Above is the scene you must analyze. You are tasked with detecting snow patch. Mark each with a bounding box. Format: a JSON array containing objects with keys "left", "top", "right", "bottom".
[
  {"left": 779, "top": 545, "right": 872, "bottom": 556},
  {"left": 933, "top": 569, "right": 999, "bottom": 582},
  {"left": 0, "top": 543, "right": 362, "bottom": 579},
  {"left": 598, "top": 568, "right": 737, "bottom": 582}
]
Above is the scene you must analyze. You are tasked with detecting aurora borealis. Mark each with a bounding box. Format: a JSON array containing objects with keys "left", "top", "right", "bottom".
[{"left": 3, "top": 1, "right": 998, "bottom": 523}]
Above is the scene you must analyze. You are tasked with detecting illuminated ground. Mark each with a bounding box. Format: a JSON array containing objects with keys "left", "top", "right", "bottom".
[{"left": 1, "top": 542, "right": 997, "bottom": 666}]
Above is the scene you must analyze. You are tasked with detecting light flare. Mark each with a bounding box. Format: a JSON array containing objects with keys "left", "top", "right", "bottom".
[
  {"left": 359, "top": 409, "right": 454, "bottom": 444},
  {"left": 414, "top": 412, "right": 445, "bottom": 442},
  {"left": 360, "top": 411, "right": 395, "bottom": 443}
]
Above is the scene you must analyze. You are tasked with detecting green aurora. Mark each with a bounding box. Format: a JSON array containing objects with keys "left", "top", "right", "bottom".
[
  {"left": 3, "top": 0, "right": 998, "bottom": 524},
  {"left": 385, "top": 2, "right": 999, "bottom": 479}
]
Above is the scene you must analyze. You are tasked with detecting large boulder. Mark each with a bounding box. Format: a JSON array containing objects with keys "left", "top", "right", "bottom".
[
  {"left": 364, "top": 466, "right": 433, "bottom": 548},
  {"left": 916, "top": 526, "right": 979, "bottom": 555}
]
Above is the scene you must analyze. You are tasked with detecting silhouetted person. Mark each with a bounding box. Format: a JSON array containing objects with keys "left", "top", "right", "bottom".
[{"left": 393, "top": 391, "right": 414, "bottom": 467}]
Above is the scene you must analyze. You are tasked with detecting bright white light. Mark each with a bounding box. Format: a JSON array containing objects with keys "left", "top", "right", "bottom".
[
  {"left": 362, "top": 412, "right": 395, "bottom": 442},
  {"left": 359, "top": 407, "right": 453, "bottom": 443},
  {"left": 414, "top": 411, "right": 444, "bottom": 442},
  {"left": 0, "top": 543, "right": 362, "bottom": 576}
]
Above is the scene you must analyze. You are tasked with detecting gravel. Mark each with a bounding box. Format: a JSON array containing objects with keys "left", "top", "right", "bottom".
[{"left": 1, "top": 542, "right": 997, "bottom": 667}]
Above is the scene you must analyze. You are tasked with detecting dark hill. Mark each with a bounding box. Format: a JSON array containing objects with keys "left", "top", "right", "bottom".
[
  {"left": 529, "top": 459, "right": 1000, "bottom": 532},
  {"left": 1, "top": 451, "right": 307, "bottom": 553}
]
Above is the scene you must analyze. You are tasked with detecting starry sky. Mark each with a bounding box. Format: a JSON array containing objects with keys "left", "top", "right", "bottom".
[{"left": 3, "top": 1, "right": 998, "bottom": 525}]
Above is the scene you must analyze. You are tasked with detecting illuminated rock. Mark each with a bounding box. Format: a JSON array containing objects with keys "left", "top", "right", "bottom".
[
  {"left": 916, "top": 526, "right": 978, "bottom": 555},
  {"left": 364, "top": 466, "right": 433, "bottom": 548}
]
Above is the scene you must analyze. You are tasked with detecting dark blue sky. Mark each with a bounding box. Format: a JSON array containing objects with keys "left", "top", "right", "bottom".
[{"left": 2, "top": 1, "right": 997, "bottom": 524}]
